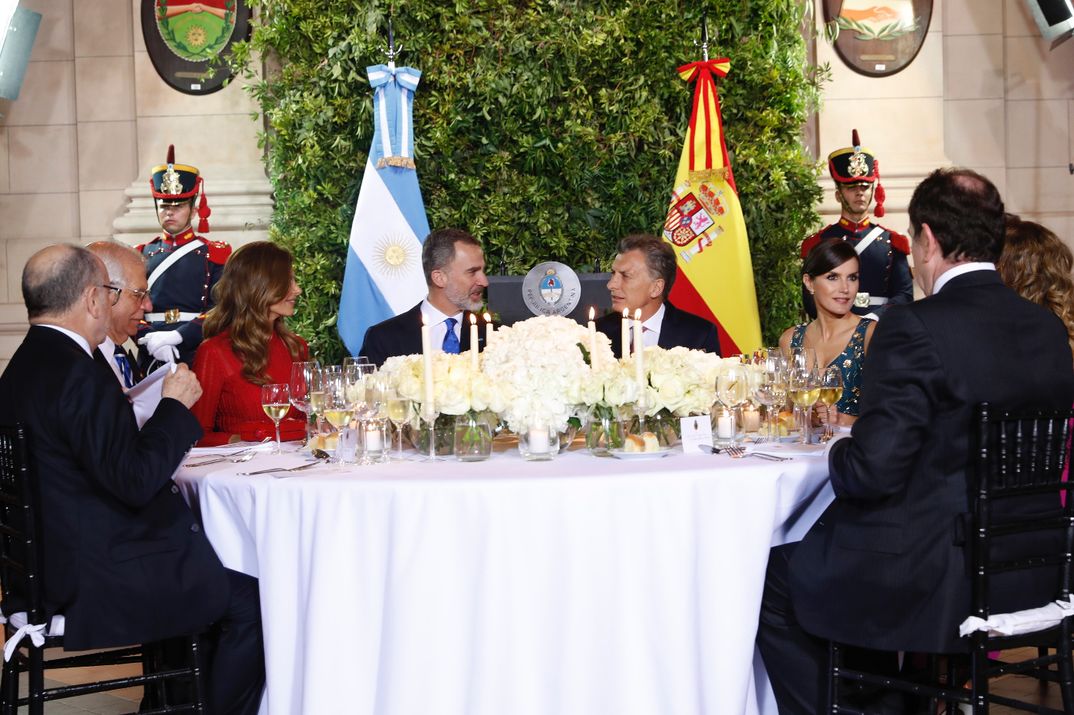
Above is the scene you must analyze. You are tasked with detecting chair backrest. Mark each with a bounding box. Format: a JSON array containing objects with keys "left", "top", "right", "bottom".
[
  {"left": 0, "top": 423, "right": 44, "bottom": 623},
  {"left": 972, "top": 403, "right": 1074, "bottom": 620}
]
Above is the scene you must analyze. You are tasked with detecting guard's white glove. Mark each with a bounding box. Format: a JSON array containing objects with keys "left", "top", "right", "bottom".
[{"left": 138, "top": 330, "right": 182, "bottom": 363}]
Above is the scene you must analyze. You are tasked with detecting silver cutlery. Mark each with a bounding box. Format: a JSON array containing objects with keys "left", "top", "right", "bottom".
[
  {"left": 698, "top": 444, "right": 791, "bottom": 462},
  {"left": 239, "top": 449, "right": 331, "bottom": 476},
  {"left": 185, "top": 452, "right": 256, "bottom": 467}
]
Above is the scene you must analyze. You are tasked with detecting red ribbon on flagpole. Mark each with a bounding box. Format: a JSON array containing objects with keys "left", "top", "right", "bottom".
[{"left": 677, "top": 58, "right": 736, "bottom": 191}]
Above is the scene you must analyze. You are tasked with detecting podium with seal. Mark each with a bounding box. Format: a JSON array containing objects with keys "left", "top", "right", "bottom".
[{"left": 487, "top": 262, "right": 612, "bottom": 326}]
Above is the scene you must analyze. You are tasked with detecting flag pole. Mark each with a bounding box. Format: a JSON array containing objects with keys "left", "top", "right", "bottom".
[
  {"left": 385, "top": 9, "right": 401, "bottom": 66},
  {"left": 699, "top": 12, "right": 709, "bottom": 62}
]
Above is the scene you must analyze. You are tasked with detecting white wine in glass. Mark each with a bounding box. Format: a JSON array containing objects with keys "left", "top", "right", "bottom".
[
  {"left": 260, "top": 383, "right": 290, "bottom": 454},
  {"left": 386, "top": 395, "right": 411, "bottom": 460}
]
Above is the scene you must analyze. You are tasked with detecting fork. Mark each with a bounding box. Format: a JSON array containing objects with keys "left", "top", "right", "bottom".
[
  {"left": 722, "top": 444, "right": 791, "bottom": 462},
  {"left": 185, "top": 453, "right": 255, "bottom": 468}
]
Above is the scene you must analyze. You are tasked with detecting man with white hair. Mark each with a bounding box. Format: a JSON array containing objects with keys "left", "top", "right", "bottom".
[{"left": 87, "top": 241, "right": 153, "bottom": 388}]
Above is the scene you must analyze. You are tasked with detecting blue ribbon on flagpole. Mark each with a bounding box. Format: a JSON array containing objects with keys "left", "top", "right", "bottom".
[{"left": 367, "top": 64, "right": 422, "bottom": 169}]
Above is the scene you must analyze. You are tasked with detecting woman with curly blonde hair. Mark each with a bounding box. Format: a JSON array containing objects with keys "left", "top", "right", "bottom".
[
  {"left": 191, "top": 241, "right": 309, "bottom": 445},
  {"left": 998, "top": 217, "right": 1074, "bottom": 363}
]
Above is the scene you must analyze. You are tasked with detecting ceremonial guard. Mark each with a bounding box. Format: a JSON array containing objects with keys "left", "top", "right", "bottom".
[
  {"left": 800, "top": 130, "right": 913, "bottom": 319},
  {"left": 136, "top": 146, "right": 231, "bottom": 369}
]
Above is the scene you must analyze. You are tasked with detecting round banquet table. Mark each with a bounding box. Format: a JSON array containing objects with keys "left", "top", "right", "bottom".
[{"left": 175, "top": 441, "right": 833, "bottom": 715}]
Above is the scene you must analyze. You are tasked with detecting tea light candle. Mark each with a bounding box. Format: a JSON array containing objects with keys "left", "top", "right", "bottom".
[
  {"left": 365, "top": 423, "right": 383, "bottom": 452},
  {"left": 469, "top": 313, "right": 479, "bottom": 371},
  {"left": 620, "top": 307, "right": 630, "bottom": 360},
  {"left": 420, "top": 315, "right": 434, "bottom": 417},
  {"left": 742, "top": 405, "right": 762, "bottom": 433},
  {"left": 587, "top": 307, "right": 597, "bottom": 359},
  {"left": 716, "top": 409, "right": 735, "bottom": 439},
  {"left": 528, "top": 425, "right": 551, "bottom": 454},
  {"left": 483, "top": 311, "right": 494, "bottom": 345}
]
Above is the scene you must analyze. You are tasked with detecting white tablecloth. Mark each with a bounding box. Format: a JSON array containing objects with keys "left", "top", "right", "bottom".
[{"left": 175, "top": 444, "right": 832, "bottom": 715}]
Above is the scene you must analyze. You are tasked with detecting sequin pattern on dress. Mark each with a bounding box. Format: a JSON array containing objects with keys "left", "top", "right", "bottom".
[{"left": 789, "top": 318, "right": 873, "bottom": 416}]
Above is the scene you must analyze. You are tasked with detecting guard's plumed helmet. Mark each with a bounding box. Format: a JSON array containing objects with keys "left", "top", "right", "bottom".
[
  {"left": 827, "top": 129, "right": 886, "bottom": 217},
  {"left": 149, "top": 145, "right": 212, "bottom": 232}
]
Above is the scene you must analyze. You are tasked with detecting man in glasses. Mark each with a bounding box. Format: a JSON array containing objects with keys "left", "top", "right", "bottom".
[
  {"left": 135, "top": 145, "right": 231, "bottom": 370},
  {"left": 88, "top": 241, "right": 152, "bottom": 389}
]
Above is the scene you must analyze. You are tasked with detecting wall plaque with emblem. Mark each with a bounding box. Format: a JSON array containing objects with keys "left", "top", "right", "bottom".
[
  {"left": 141, "top": 0, "right": 252, "bottom": 95},
  {"left": 823, "top": 0, "right": 933, "bottom": 78},
  {"left": 522, "top": 262, "right": 582, "bottom": 318}
]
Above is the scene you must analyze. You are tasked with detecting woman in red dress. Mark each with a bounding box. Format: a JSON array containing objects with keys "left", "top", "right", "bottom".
[{"left": 191, "top": 241, "right": 309, "bottom": 446}]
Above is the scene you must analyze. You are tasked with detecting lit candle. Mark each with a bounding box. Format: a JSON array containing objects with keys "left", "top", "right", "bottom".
[
  {"left": 620, "top": 307, "right": 630, "bottom": 360},
  {"left": 420, "top": 315, "right": 434, "bottom": 418},
  {"left": 716, "top": 409, "right": 735, "bottom": 439},
  {"left": 742, "top": 405, "right": 762, "bottom": 433},
  {"left": 634, "top": 308, "right": 645, "bottom": 408},
  {"left": 483, "top": 311, "right": 494, "bottom": 346},
  {"left": 364, "top": 422, "right": 383, "bottom": 452},
  {"left": 587, "top": 307, "right": 597, "bottom": 361},
  {"left": 528, "top": 425, "right": 551, "bottom": 454},
  {"left": 469, "top": 313, "right": 480, "bottom": 371}
]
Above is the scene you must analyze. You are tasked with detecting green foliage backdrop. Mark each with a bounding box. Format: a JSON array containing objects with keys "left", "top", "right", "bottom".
[{"left": 231, "top": 0, "right": 824, "bottom": 363}]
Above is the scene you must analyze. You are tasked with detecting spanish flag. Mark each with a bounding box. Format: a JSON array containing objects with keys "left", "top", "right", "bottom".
[{"left": 662, "top": 58, "right": 761, "bottom": 355}]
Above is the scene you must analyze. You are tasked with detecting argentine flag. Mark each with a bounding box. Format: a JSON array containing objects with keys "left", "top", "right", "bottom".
[{"left": 337, "top": 63, "right": 431, "bottom": 357}]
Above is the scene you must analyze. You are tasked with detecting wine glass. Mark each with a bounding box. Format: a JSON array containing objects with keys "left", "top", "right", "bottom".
[
  {"left": 790, "top": 345, "right": 818, "bottom": 373},
  {"left": 753, "top": 352, "right": 788, "bottom": 441},
  {"left": 715, "top": 361, "right": 750, "bottom": 446},
  {"left": 260, "top": 383, "right": 291, "bottom": 454},
  {"left": 818, "top": 365, "right": 844, "bottom": 442},
  {"left": 788, "top": 364, "right": 820, "bottom": 444},
  {"left": 289, "top": 360, "right": 320, "bottom": 446},
  {"left": 345, "top": 363, "right": 376, "bottom": 464},
  {"left": 321, "top": 371, "right": 354, "bottom": 468},
  {"left": 385, "top": 390, "right": 413, "bottom": 461}
]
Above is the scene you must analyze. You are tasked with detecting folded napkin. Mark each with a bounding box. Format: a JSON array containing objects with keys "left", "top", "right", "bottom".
[{"left": 959, "top": 595, "right": 1074, "bottom": 637}]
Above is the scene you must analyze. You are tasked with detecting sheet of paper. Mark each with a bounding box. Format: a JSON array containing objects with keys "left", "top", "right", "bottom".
[{"left": 126, "top": 362, "right": 174, "bottom": 429}]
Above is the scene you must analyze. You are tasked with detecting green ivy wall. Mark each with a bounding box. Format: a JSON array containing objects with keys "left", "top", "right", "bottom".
[{"left": 231, "top": 0, "right": 824, "bottom": 363}]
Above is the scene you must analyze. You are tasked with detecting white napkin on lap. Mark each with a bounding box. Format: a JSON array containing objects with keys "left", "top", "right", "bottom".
[{"left": 959, "top": 596, "right": 1074, "bottom": 637}]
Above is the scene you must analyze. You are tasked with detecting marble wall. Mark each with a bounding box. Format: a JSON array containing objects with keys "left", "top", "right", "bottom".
[
  {"left": 0, "top": 0, "right": 270, "bottom": 373},
  {"left": 0, "top": 0, "right": 1071, "bottom": 373}
]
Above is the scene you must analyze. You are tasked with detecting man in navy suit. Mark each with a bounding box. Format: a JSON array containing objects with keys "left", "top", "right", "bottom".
[
  {"left": 0, "top": 244, "right": 264, "bottom": 715},
  {"left": 360, "top": 228, "right": 491, "bottom": 366},
  {"left": 756, "top": 169, "right": 1074, "bottom": 714},
  {"left": 595, "top": 233, "right": 720, "bottom": 358}
]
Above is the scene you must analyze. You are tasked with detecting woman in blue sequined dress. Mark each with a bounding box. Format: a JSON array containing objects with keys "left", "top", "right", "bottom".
[{"left": 779, "top": 238, "right": 877, "bottom": 427}]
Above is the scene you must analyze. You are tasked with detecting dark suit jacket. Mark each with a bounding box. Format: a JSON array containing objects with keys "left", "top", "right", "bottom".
[
  {"left": 359, "top": 303, "right": 488, "bottom": 367},
  {"left": 595, "top": 301, "right": 721, "bottom": 359},
  {"left": 789, "top": 270, "right": 1074, "bottom": 653},
  {"left": 0, "top": 326, "right": 230, "bottom": 649}
]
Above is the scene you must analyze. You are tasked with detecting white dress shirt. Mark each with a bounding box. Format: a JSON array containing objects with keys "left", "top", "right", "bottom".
[{"left": 420, "top": 299, "right": 463, "bottom": 353}]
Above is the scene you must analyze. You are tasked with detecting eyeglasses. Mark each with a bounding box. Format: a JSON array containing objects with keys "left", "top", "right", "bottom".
[
  {"left": 100, "top": 284, "right": 122, "bottom": 306},
  {"left": 122, "top": 286, "right": 150, "bottom": 302}
]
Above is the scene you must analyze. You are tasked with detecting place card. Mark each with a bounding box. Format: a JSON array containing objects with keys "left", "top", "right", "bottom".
[{"left": 679, "top": 414, "right": 712, "bottom": 457}]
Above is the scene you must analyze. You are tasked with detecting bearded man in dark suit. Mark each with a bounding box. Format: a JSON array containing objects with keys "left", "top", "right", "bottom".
[
  {"left": 595, "top": 233, "right": 720, "bottom": 358},
  {"left": 756, "top": 168, "right": 1074, "bottom": 714},
  {"left": 360, "top": 228, "right": 491, "bottom": 366},
  {"left": 0, "top": 244, "right": 265, "bottom": 715}
]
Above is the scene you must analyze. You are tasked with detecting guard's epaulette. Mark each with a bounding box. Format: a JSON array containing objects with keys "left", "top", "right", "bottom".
[
  {"left": 203, "top": 239, "right": 232, "bottom": 264},
  {"left": 800, "top": 231, "right": 823, "bottom": 259},
  {"left": 888, "top": 230, "right": 911, "bottom": 255},
  {"left": 134, "top": 237, "right": 161, "bottom": 254}
]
